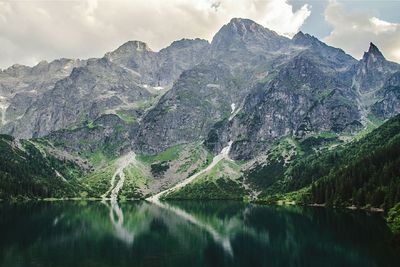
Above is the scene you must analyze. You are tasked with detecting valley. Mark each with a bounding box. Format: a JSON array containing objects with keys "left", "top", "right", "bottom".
[{"left": 0, "top": 17, "right": 399, "bottom": 242}]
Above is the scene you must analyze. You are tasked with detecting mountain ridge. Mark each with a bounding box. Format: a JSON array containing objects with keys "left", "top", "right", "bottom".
[{"left": 0, "top": 18, "right": 399, "bottom": 213}]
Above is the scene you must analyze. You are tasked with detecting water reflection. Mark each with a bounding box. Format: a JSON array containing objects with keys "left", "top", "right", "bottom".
[
  {"left": 0, "top": 201, "right": 398, "bottom": 267},
  {"left": 103, "top": 200, "right": 134, "bottom": 245},
  {"left": 151, "top": 199, "right": 234, "bottom": 256}
]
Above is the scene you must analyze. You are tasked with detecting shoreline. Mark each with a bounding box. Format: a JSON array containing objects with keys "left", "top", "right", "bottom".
[{"left": 0, "top": 197, "right": 387, "bottom": 213}]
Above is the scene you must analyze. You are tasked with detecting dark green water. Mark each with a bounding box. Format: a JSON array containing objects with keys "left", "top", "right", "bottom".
[{"left": 0, "top": 201, "right": 398, "bottom": 267}]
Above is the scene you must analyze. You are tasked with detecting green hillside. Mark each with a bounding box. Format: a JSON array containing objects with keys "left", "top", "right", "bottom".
[{"left": 0, "top": 135, "right": 87, "bottom": 200}]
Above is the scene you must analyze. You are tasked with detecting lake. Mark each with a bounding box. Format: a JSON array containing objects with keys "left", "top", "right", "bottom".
[{"left": 0, "top": 201, "right": 398, "bottom": 267}]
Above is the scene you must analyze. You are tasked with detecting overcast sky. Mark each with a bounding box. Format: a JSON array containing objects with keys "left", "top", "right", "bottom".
[{"left": 0, "top": 0, "right": 399, "bottom": 69}]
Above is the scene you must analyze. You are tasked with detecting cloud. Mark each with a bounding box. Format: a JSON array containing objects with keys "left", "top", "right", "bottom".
[
  {"left": 324, "top": 1, "right": 400, "bottom": 63},
  {"left": 0, "top": 0, "right": 310, "bottom": 69}
]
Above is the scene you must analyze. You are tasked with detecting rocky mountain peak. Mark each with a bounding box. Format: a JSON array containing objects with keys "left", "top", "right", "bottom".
[
  {"left": 354, "top": 42, "right": 399, "bottom": 94},
  {"left": 362, "top": 42, "right": 385, "bottom": 63},
  {"left": 292, "top": 30, "right": 305, "bottom": 39},
  {"left": 121, "top": 40, "right": 152, "bottom": 52},
  {"left": 367, "top": 42, "right": 384, "bottom": 57},
  {"left": 292, "top": 31, "right": 319, "bottom": 46},
  {"left": 105, "top": 40, "right": 153, "bottom": 61},
  {"left": 226, "top": 18, "right": 266, "bottom": 34},
  {"left": 211, "top": 18, "right": 289, "bottom": 56},
  {"left": 291, "top": 31, "right": 355, "bottom": 71},
  {"left": 223, "top": 17, "right": 284, "bottom": 40},
  {"left": 1, "top": 17, "right": 399, "bottom": 153}
]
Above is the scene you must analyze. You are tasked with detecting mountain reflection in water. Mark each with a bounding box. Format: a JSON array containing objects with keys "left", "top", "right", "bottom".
[{"left": 0, "top": 201, "right": 398, "bottom": 267}]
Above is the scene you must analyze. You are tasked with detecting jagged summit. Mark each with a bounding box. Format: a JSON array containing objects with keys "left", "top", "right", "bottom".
[
  {"left": 292, "top": 31, "right": 341, "bottom": 52},
  {"left": 211, "top": 17, "right": 289, "bottom": 54},
  {"left": 291, "top": 30, "right": 355, "bottom": 69},
  {"left": 104, "top": 41, "right": 154, "bottom": 65},
  {"left": 102, "top": 40, "right": 155, "bottom": 80},
  {"left": 108, "top": 40, "right": 153, "bottom": 56},
  {"left": 228, "top": 17, "right": 263, "bottom": 28},
  {"left": 0, "top": 17, "right": 399, "bottom": 145},
  {"left": 362, "top": 42, "right": 385, "bottom": 62},
  {"left": 224, "top": 17, "right": 282, "bottom": 37},
  {"left": 292, "top": 31, "right": 318, "bottom": 43},
  {"left": 293, "top": 31, "right": 305, "bottom": 38},
  {"left": 368, "top": 42, "right": 384, "bottom": 56},
  {"left": 354, "top": 42, "right": 400, "bottom": 94},
  {"left": 292, "top": 31, "right": 324, "bottom": 48}
]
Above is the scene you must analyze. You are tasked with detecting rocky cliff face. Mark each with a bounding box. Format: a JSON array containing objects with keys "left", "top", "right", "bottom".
[
  {"left": 3, "top": 58, "right": 151, "bottom": 138},
  {"left": 134, "top": 18, "right": 294, "bottom": 154},
  {"left": 210, "top": 18, "right": 290, "bottom": 61},
  {"left": 0, "top": 38, "right": 209, "bottom": 138},
  {"left": 156, "top": 38, "right": 210, "bottom": 86},
  {"left": 351, "top": 43, "right": 400, "bottom": 123},
  {"left": 0, "top": 59, "right": 85, "bottom": 127},
  {"left": 206, "top": 49, "right": 361, "bottom": 159},
  {"left": 46, "top": 114, "right": 138, "bottom": 157},
  {"left": 134, "top": 63, "right": 240, "bottom": 154},
  {"left": 353, "top": 43, "right": 399, "bottom": 94},
  {"left": 0, "top": 18, "right": 399, "bottom": 162},
  {"left": 372, "top": 72, "right": 400, "bottom": 119},
  {"left": 292, "top": 32, "right": 356, "bottom": 71},
  {"left": 105, "top": 38, "right": 210, "bottom": 87}
]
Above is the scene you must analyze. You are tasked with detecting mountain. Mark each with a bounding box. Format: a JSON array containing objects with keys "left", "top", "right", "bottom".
[
  {"left": 134, "top": 18, "right": 296, "bottom": 154},
  {"left": 209, "top": 49, "right": 361, "bottom": 160},
  {"left": 136, "top": 18, "right": 361, "bottom": 158},
  {"left": 164, "top": 113, "right": 400, "bottom": 206},
  {"left": 4, "top": 58, "right": 153, "bottom": 138},
  {"left": 0, "top": 38, "right": 209, "bottom": 139},
  {"left": 0, "top": 59, "right": 85, "bottom": 129},
  {"left": 210, "top": 18, "right": 291, "bottom": 69},
  {"left": 0, "top": 18, "right": 400, "bottom": 209},
  {"left": 105, "top": 38, "right": 209, "bottom": 87},
  {"left": 353, "top": 43, "right": 399, "bottom": 94},
  {"left": 292, "top": 31, "right": 356, "bottom": 71},
  {"left": 134, "top": 62, "right": 241, "bottom": 154},
  {"left": 352, "top": 43, "right": 400, "bottom": 125}
]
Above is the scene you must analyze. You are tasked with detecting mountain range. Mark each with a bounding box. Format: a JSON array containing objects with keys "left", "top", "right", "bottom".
[{"left": 0, "top": 18, "right": 399, "bottom": 220}]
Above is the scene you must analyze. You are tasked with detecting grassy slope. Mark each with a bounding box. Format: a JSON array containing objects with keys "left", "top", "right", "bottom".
[
  {"left": 78, "top": 142, "right": 213, "bottom": 199},
  {"left": 164, "top": 159, "right": 246, "bottom": 200}
]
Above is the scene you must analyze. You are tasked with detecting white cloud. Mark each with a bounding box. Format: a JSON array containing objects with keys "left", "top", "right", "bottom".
[
  {"left": 324, "top": 1, "right": 400, "bottom": 63},
  {"left": 0, "top": 0, "right": 310, "bottom": 68}
]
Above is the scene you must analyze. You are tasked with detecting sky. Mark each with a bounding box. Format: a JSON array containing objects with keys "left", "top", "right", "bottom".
[{"left": 0, "top": 0, "right": 399, "bottom": 69}]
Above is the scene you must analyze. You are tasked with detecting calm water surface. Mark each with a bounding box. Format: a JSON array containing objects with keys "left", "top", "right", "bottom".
[{"left": 0, "top": 201, "right": 398, "bottom": 267}]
